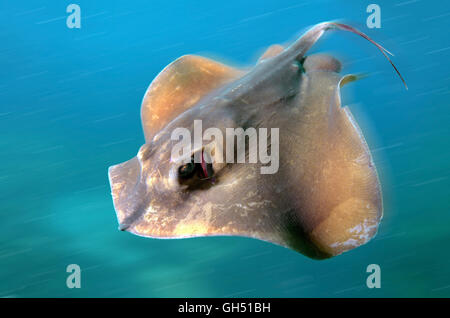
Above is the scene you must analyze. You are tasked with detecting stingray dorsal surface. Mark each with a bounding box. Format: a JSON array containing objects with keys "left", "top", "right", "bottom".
[{"left": 108, "top": 22, "right": 406, "bottom": 259}]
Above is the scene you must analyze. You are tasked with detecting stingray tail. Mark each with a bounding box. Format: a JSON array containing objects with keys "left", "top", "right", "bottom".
[{"left": 288, "top": 22, "right": 407, "bottom": 89}]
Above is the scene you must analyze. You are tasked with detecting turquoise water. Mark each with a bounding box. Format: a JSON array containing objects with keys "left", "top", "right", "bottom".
[{"left": 1, "top": 0, "right": 449, "bottom": 297}]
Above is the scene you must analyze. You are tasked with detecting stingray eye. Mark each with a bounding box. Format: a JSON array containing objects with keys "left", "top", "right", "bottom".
[
  {"left": 178, "top": 161, "right": 196, "bottom": 179},
  {"left": 197, "top": 149, "right": 214, "bottom": 180},
  {"left": 177, "top": 150, "right": 216, "bottom": 184}
]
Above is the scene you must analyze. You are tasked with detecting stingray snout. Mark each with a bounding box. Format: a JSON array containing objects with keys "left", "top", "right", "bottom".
[{"left": 108, "top": 156, "right": 148, "bottom": 232}]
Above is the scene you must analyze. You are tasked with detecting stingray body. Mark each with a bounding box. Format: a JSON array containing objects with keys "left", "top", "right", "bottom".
[{"left": 108, "top": 22, "right": 405, "bottom": 259}]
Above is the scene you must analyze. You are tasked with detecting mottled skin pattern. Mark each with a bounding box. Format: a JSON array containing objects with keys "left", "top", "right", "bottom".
[{"left": 108, "top": 22, "right": 400, "bottom": 259}]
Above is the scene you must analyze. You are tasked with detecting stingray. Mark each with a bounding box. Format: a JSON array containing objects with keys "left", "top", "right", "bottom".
[{"left": 108, "top": 22, "right": 405, "bottom": 259}]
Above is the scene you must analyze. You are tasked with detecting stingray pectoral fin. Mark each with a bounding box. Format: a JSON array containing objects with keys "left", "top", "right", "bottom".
[
  {"left": 287, "top": 71, "right": 382, "bottom": 257},
  {"left": 313, "top": 105, "right": 382, "bottom": 256},
  {"left": 324, "top": 75, "right": 382, "bottom": 256},
  {"left": 258, "top": 44, "right": 285, "bottom": 63},
  {"left": 141, "top": 55, "right": 245, "bottom": 141}
]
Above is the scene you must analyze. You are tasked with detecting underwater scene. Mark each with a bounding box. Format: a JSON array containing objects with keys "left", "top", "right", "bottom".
[{"left": 0, "top": 0, "right": 449, "bottom": 297}]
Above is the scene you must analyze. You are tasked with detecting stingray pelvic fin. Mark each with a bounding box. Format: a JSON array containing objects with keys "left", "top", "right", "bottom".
[
  {"left": 141, "top": 55, "right": 245, "bottom": 141},
  {"left": 258, "top": 44, "right": 285, "bottom": 63},
  {"left": 303, "top": 54, "right": 342, "bottom": 73},
  {"left": 340, "top": 73, "right": 366, "bottom": 87},
  {"left": 327, "top": 73, "right": 365, "bottom": 133}
]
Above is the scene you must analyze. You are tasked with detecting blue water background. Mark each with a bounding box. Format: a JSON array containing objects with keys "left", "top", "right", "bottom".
[{"left": 0, "top": 0, "right": 449, "bottom": 297}]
